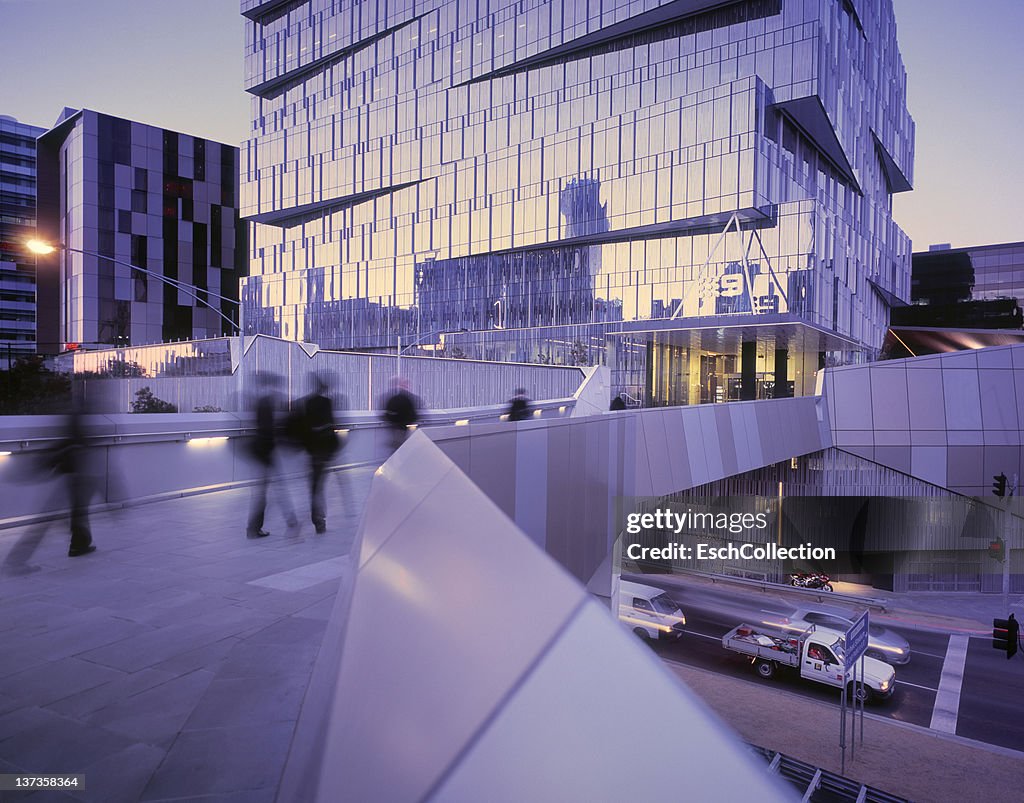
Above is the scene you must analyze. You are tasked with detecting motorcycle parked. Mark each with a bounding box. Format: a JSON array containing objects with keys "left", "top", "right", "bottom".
[{"left": 789, "top": 572, "right": 833, "bottom": 592}]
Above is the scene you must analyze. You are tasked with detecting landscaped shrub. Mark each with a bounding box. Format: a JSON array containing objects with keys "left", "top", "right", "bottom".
[{"left": 130, "top": 386, "right": 177, "bottom": 413}]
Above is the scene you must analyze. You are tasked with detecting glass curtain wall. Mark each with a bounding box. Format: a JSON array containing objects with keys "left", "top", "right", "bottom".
[{"left": 239, "top": 0, "right": 914, "bottom": 404}]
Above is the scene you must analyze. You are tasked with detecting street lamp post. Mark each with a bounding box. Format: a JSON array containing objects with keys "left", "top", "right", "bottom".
[
  {"left": 28, "top": 237, "right": 249, "bottom": 407},
  {"left": 26, "top": 239, "right": 240, "bottom": 339}
]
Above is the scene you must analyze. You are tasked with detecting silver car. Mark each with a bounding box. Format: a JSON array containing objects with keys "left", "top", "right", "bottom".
[{"left": 777, "top": 607, "right": 911, "bottom": 665}]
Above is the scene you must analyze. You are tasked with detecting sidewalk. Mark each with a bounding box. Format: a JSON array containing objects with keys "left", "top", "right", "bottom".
[
  {"left": 834, "top": 581, "right": 1024, "bottom": 635},
  {"left": 0, "top": 467, "right": 374, "bottom": 802},
  {"left": 669, "top": 661, "right": 1024, "bottom": 803},
  {"left": 643, "top": 570, "right": 1023, "bottom": 635}
]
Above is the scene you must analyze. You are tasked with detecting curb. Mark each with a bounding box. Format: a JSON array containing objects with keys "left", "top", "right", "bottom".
[
  {"left": 636, "top": 570, "right": 1005, "bottom": 637},
  {"left": 666, "top": 658, "right": 1024, "bottom": 761},
  {"left": 870, "top": 611, "right": 990, "bottom": 637}
]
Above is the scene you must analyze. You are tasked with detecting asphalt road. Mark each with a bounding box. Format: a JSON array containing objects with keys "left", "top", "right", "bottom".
[
  {"left": 957, "top": 636, "right": 1024, "bottom": 751},
  {"left": 624, "top": 575, "right": 1024, "bottom": 752}
]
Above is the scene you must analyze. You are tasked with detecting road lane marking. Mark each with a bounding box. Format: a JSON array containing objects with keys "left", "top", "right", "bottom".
[
  {"left": 930, "top": 634, "right": 969, "bottom": 733},
  {"left": 910, "top": 650, "right": 948, "bottom": 660},
  {"left": 896, "top": 680, "right": 939, "bottom": 692}
]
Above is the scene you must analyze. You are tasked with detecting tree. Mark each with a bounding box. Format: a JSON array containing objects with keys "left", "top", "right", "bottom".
[
  {"left": 131, "top": 387, "right": 177, "bottom": 413},
  {"left": 0, "top": 357, "right": 72, "bottom": 415},
  {"left": 568, "top": 340, "right": 590, "bottom": 366},
  {"left": 106, "top": 358, "right": 146, "bottom": 378}
]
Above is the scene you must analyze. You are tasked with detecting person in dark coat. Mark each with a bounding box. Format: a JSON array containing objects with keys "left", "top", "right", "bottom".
[
  {"left": 382, "top": 378, "right": 420, "bottom": 451},
  {"left": 302, "top": 374, "right": 340, "bottom": 534},
  {"left": 506, "top": 388, "right": 531, "bottom": 422},
  {"left": 54, "top": 402, "right": 97, "bottom": 557},
  {"left": 610, "top": 393, "right": 627, "bottom": 411},
  {"left": 247, "top": 373, "right": 294, "bottom": 538}
]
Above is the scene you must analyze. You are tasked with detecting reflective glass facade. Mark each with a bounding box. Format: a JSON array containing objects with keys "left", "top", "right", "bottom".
[
  {"left": 890, "top": 242, "right": 1024, "bottom": 331},
  {"left": 36, "top": 110, "right": 246, "bottom": 352},
  {"left": 54, "top": 332, "right": 583, "bottom": 412},
  {"left": 0, "top": 116, "right": 45, "bottom": 366},
  {"left": 240, "top": 0, "right": 914, "bottom": 400},
  {"left": 57, "top": 337, "right": 235, "bottom": 379}
]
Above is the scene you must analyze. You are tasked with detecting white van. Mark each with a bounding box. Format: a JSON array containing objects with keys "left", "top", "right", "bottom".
[{"left": 618, "top": 580, "right": 686, "bottom": 641}]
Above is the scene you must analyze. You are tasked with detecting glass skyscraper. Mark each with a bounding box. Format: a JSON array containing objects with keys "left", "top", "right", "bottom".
[
  {"left": 240, "top": 0, "right": 913, "bottom": 404},
  {"left": 0, "top": 115, "right": 45, "bottom": 367}
]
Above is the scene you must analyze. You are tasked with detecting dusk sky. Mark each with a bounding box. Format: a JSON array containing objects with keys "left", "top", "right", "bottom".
[{"left": 0, "top": 0, "right": 1020, "bottom": 250}]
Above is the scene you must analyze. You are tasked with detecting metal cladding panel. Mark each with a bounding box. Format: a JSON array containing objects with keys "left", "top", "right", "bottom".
[
  {"left": 291, "top": 427, "right": 794, "bottom": 803},
  {"left": 826, "top": 345, "right": 1024, "bottom": 497},
  {"left": 427, "top": 602, "right": 795, "bottom": 802},
  {"left": 314, "top": 434, "right": 589, "bottom": 802}
]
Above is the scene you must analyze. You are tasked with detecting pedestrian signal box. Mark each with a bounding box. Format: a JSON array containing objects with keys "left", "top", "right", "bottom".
[{"left": 993, "top": 614, "right": 1019, "bottom": 659}]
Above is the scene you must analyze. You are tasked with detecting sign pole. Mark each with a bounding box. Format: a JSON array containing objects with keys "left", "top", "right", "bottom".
[
  {"left": 1010, "top": 476, "right": 1018, "bottom": 619},
  {"left": 842, "top": 610, "right": 870, "bottom": 767},
  {"left": 849, "top": 659, "right": 855, "bottom": 762},
  {"left": 840, "top": 679, "right": 846, "bottom": 775},
  {"left": 1003, "top": 514, "right": 1011, "bottom": 616},
  {"left": 859, "top": 655, "right": 865, "bottom": 744}
]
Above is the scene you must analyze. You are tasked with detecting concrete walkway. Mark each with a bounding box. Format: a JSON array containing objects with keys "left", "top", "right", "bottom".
[
  {"left": 4, "top": 478, "right": 1022, "bottom": 801},
  {"left": 0, "top": 467, "right": 375, "bottom": 802}
]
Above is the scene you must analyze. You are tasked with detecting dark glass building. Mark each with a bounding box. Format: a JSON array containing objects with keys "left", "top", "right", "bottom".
[
  {"left": 240, "top": 0, "right": 914, "bottom": 404},
  {"left": 35, "top": 109, "right": 246, "bottom": 354},
  {"left": 0, "top": 115, "right": 46, "bottom": 366},
  {"left": 891, "top": 242, "right": 1024, "bottom": 331}
]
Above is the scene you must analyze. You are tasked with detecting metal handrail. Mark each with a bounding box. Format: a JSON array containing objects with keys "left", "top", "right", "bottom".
[{"left": 0, "top": 396, "right": 579, "bottom": 453}]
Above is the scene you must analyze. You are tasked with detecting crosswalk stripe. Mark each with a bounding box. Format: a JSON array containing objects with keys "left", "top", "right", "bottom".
[{"left": 930, "top": 635, "right": 969, "bottom": 733}]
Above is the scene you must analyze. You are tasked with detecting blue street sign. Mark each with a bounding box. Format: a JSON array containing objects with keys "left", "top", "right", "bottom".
[{"left": 845, "top": 611, "right": 869, "bottom": 665}]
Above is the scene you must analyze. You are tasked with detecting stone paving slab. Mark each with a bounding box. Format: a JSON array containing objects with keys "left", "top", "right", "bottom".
[{"left": 0, "top": 467, "right": 375, "bottom": 802}]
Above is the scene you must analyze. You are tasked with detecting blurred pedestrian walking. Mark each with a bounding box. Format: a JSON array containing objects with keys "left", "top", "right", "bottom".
[
  {"left": 382, "top": 377, "right": 420, "bottom": 451},
  {"left": 245, "top": 373, "right": 295, "bottom": 538},
  {"left": 300, "top": 373, "right": 341, "bottom": 534},
  {"left": 610, "top": 393, "right": 627, "bottom": 411},
  {"left": 506, "top": 388, "right": 532, "bottom": 422},
  {"left": 2, "top": 394, "right": 120, "bottom": 570},
  {"left": 54, "top": 400, "right": 99, "bottom": 557}
]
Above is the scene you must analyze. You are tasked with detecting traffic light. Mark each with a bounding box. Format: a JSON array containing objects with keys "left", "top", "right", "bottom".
[
  {"left": 988, "top": 538, "right": 1006, "bottom": 562},
  {"left": 993, "top": 473, "right": 1008, "bottom": 497},
  {"left": 993, "top": 614, "right": 1019, "bottom": 659}
]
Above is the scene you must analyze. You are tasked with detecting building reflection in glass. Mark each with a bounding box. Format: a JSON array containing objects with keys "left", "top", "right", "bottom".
[{"left": 238, "top": 0, "right": 915, "bottom": 406}]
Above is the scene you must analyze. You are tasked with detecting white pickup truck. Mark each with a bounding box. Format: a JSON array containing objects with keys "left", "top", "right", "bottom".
[
  {"left": 618, "top": 580, "right": 686, "bottom": 641},
  {"left": 722, "top": 623, "right": 895, "bottom": 703}
]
